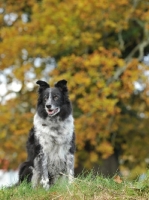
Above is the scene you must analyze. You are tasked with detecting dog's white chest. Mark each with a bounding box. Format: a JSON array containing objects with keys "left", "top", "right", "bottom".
[{"left": 33, "top": 113, "right": 74, "bottom": 161}]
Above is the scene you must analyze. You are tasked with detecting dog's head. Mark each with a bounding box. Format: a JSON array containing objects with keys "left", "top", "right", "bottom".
[{"left": 36, "top": 80, "right": 69, "bottom": 117}]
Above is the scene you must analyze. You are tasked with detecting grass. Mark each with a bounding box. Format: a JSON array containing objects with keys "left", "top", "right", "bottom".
[{"left": 1, "top": 172, "right": 149, "bottom": 200}]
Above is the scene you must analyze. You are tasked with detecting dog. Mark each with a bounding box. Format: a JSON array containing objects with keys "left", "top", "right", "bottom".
[{"left": 18, "top": 79, "right": 75, "bottom": 189}]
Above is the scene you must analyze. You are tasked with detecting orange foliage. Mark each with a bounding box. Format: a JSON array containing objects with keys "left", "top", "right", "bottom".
[{"left": 0, "top": 0, "right": 149, "bottom": 178}]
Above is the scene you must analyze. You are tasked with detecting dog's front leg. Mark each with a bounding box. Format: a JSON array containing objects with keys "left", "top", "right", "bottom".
[
  {"left": 31, "top": 154, "right": 42, "bottom": 188},
  {"left": 31, "top": 152, "right": 49, "bottom": 190},
  {"left": 40, "top": 153, "right": 50, "bottom": 190},
  {"left": 66, "top": 154, "right": 74, "bottom": 184}
]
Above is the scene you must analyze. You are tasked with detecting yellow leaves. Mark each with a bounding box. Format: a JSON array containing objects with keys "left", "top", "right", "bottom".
[
  {"left": 77, "top": 96, "right": 94, "bottom": 113},
  {"left": 96, "top": 142, "right": 114, "bottom": 159},
  {"left": 20, "top": 152, "right": 27, "bottom": 161},
  {"left": 94, "top": 33, "right": 102, "bottom": 40},
  {"left": 1, "top": 27, "right": 18, "bottom": 39},
  {"left": 104, "top": 20, "right": 117, "bottom": 28},
  {"left": 116, "top": 58, "right": 125, "bottom": 67},
  {"left": 0, "top": 131, "right": 6, "bottom": 139},
  {"left": 43, "top": 25, "right": 57, "bottom": 37},
  {"left": 116, "top": 0, "right": 128, "bottom": 6},
  {"left": 4, "top": 141, "right": 15, "bottom": 150},
  {"left": 140, "top": 9, "right": 149, "bottom": 21},
  {"left": 96, "top": 80, "right": 106, "bottom": 89},
  {"left": 84, "top": 52, "right": 100, "bottom": 68},
  {"left": 120, "top": 59, "right": 140, "bottom": 95},
  {"left": 15, "top": 129, "right": 27, "bottom": 136},
  {"left": 90, "top": 152, "right": 98, "bottom": 163},
  {"left": 73, "top": 72, "right": 91, "bottom": 86},
  {"left": 81, "top": 32, "right": 94, "bottom": 45}
]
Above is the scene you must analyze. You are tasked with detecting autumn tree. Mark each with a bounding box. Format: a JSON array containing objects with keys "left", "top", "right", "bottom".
[{"left": 0, "top": 0, "right": 149, "bottom": 178}]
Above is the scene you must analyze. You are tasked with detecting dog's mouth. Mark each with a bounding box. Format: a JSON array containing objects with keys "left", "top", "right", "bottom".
[{"left": 46, "top": 107, "right": 60, "bottom": 116}]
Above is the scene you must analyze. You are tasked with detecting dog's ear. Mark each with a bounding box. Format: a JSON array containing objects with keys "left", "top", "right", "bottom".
[
  {"left": 54, "top": 79, "right": 68, "bottom": 92},
  {"left": 36, "top": 80, "right": 50, "bottom": 93}
]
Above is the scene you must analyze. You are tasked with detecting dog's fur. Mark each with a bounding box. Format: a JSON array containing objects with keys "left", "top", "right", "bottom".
[{"left": 18, "top": 80, "right": 75, "bottom": 189}]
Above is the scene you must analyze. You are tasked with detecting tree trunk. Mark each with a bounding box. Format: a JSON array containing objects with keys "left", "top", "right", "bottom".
[{"left": 75, "top": 151, "right": 119, "bottom": 177}]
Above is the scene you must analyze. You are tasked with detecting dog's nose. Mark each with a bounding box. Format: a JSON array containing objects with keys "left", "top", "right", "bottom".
[{"left": 46, "top": 104, "right": 51, "bottom": 109}]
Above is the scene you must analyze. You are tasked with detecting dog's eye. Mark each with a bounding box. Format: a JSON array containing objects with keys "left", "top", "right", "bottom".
[{"left": 53, "top": 96, "right": 58, "bottom": 101}]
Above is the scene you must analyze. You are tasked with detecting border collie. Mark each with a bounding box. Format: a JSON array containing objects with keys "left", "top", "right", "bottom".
[{"left": 18, "top": 80, "right": 75, "bottom": 189}]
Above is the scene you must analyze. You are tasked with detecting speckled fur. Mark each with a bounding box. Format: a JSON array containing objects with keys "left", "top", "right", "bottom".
[{"left": 18, "top": 80, "right": 75, "bottom": 189}]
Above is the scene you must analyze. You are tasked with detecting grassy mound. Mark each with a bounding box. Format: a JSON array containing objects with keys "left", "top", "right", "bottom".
[{"left": 1, "top": 172, "right": 149, "bottom": 200}]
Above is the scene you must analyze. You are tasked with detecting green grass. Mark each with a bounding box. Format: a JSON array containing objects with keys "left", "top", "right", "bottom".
[{"left": 1, "top": 172, "right": 149, "bottom": 200}]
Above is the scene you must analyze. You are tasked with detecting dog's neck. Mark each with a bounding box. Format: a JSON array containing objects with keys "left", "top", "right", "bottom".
[
  {"left": 33, "top": 112, "right": 74, "bottom": 129},
  {"left": 33, "top": 113, "right": 74, "bottom": 145}
]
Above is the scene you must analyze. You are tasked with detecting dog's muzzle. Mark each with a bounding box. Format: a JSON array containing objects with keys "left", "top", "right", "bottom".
[{"left": 45, "top": 106, "right": 60, "bottom": 116}]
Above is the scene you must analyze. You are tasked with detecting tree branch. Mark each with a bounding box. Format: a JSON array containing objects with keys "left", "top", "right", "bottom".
[
  {"left": 107, "top": 39, "right": 149, "bottom": 85},
  {"left": 125, "top": 39, "right": 149, "bottom": 62}
]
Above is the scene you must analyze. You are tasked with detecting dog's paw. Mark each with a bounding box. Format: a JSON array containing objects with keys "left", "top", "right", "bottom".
[
  {"left": 68, "top": 174, "right": 74, "bottom": 184},
  {"left": 40, "top": 177, "right": 50, "bottom": 190}
]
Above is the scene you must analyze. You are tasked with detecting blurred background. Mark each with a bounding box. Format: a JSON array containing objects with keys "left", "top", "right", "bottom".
[{"left": 1, "top": 0, "right": 149, "bottom": 187}]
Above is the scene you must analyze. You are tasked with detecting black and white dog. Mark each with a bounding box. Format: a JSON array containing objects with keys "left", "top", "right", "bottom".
[{"left": 19, "top": 80, "right": 75, "bottom": 189}]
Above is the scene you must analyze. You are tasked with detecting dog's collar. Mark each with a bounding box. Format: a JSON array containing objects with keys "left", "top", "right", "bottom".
[{"left": 42, "top": 124, "right": 47, "bottom": 126}]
